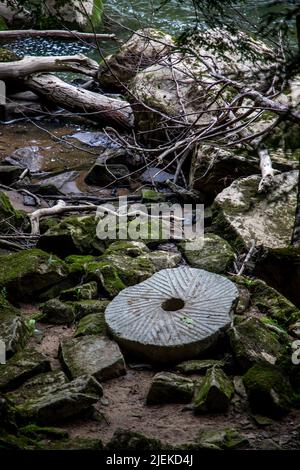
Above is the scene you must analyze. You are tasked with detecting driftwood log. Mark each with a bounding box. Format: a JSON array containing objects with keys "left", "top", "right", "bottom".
[
  {"left": 0, "top": 30, "right": 115, "bottom": 41},
  {"left": 25, "top": 74, "right": 134, "bottom": 128},
  {"left": 0, "top": 54, "right": 99, "bottom": 80}
]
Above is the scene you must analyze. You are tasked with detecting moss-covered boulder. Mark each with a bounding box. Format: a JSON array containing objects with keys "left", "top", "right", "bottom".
[
  {"left": 233, "top": 276, "right": 300, "bottom": 326},
  {"left": 0, "top": 348, "right": 50, "bottom": 392},
  {"left": 193, "top": 367, "right": 234, "bottom": 413},
  {"left": 0, "top": 294, "right": 30, "bottom": 356},
  {"left": 8, "top": 371, "right": 103, "bottom": 425},
  {"left": 74, "top": 313, "right": 107, "bottom": 337},
  {"left": 85, "top": 252, "right": 155, "bottom": 297},
  {"left": 72, "top": 299, "right": 109, "bottom": 320},
  {"left": 243, "top": 363, "right": 294, "bottom": 418},
  {"left": 228, "top": 317, "right": 288, "bottom": 372},
  {"left": 0, "top": 191, "right": 27, "bottom": 232},
  {"left": 0, "top": 47, "right": 20, "bottom": 62},
  {"left": 41, "top": 298, "right": 75, "bottom": 325},
  {"left": 59, "top": 281, "right": 98, "bottom": 301},
  {"left": 38, "top": 215, "right": 106, "bottom": 257},
  {"left": 146, "top": 372, "right": 194, "bottom": 405},
  {"left": 197, "top": 428, "right": 249, "bottom": 450},
  {"left": 144, "top": 250, "right": 182, "bottom": 270},
  {"left": 106, "top": 428, "right": 165, "bottom": 451},
  {"left": 178, "top": 233, "right": 235, "bottom": 274},
  {"left": 212, "top": 171, "right": 298, "bottom": 251},
  {"left": 176, "top": 359, "right": 225, "bottom": 375},
  {"left": 0, "top": 249, "right": 69, "bottom": 301},
  {"left": 98, "top": 28, "right": 174, "bottom": 91},
  {"left": 59, "top": 335, "right": 126, "bottom": 381}
]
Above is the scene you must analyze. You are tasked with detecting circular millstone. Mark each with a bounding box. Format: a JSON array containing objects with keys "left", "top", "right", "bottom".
[{"left": 105, "top": 267, "right": 238, "bottom": 363}]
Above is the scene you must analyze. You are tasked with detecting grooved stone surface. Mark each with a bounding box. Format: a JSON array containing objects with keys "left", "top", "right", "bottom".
[{"left": 105, "top": 267, "right": 238, "bottom": 363}]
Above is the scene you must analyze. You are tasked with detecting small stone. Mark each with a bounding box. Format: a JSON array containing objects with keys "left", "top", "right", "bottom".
[
  {"left": 5, "top": 146, "right": 44, "bottom": 173},
  {"left": 252, "top": 415, "right": 274, "bottom": 427},
  {"left": 198, "top": 428, "right": 249, "bottom": 450},
  {"left": 176, "top": 359, "right": 225, "bottom": 375},
  {"left": 193, "top": 367, "right": 234, "bottom": 414},
  {"left": 72, "top": 300, "right": 110, "bottom": 321},
  {"left": 59, "top": 335, "right": 126, "bottom": 381},
  {"left": 0, "top": 348, "right": 50, "bottom": 392},
  {"left": 144, "top": 251, "right": 182, "bottom": 270},
  {"left": 59, "top": 282, "right": 98, "bottom": 301},
  {"left": 0, "top": 166, "right": 23, "bottom": 185},
  {"left": 74, "top": 313, "right": 107, "bottom": 337},
  {"left": 41, "top": 298, "right": 75, "bottom": 325},
  {"left": 146, "top": 372, "right": 194, "bottom": 405},
  {"left": 106, "top": 428, "right": 164, "bottom": 451}
]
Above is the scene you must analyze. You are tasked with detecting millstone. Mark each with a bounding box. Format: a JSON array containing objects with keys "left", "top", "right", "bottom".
[{"left": 105, "top": 267, "right": 238, "bottom": 363}]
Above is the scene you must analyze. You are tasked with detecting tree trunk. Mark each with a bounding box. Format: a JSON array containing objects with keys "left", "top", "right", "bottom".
[
  {"left": 25, "top": 74, "right": 134, "bottom": 129},
  {"left": 0, "top": 54, "right": 99, "bottom": 80}
]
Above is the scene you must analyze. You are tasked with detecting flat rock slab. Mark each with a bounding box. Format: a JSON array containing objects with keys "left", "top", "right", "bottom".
[
  {"left": 105, "top": 266, "right": 238, "bottom": 363},
  {"left": 60, "top": 335, "right": 126, "bottom": 381},
  {"left": 0, "top": 348, "right": 50, "bottom": 392},
  {"left": 8, "top": 371, "right": 103, "bottom": 425}
]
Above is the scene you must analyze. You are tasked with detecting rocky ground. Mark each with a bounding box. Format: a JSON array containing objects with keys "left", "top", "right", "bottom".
[{"left": 1, "top": 27, "right": 300, "bottom": 451}]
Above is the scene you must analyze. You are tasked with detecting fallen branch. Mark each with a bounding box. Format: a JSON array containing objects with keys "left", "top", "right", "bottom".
[
  {"left": 0, "top": 54, "right": 99, "bottom": 80},
  {"left": 26, "top": 74, "right": 134, "bottom": 128},
  {"left": 0, "top": 30, "right": 116, "bottom": 41},
  {"left": 258, "top": 147, "right": 275, "bottom": 192}
]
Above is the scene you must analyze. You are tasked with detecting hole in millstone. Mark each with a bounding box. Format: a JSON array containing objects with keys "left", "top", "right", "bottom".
[{"left": 161, "top": 297, "right": 185, "bottom": 312}]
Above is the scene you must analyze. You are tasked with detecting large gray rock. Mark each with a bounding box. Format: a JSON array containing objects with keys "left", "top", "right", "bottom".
[
  {"left": 146, "top": 372, "right": 194, "bottom": 405},
  {"left": 98, "top": 28, "right": 174, "bottom": 90},
  {"left": 8, "top": 370, "right": 103, "bottom": 424},
  {"left": 212, "top": 171, "right": 298, "bottom": 250},
  {"left": 105, "top": 267, "right": 238, "bottom": 363},
  {"left": 60, "top": 335, "right": 126, "bottom": 381},
  {"left": 179, "top": 234, "right": 235, "bottom": 274},
  {"left": 0, "top": 348, "right": 50, "bottom": 392}
]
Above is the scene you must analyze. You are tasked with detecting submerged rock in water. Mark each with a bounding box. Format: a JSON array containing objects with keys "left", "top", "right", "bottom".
[
  {"left": 85, "top": 161, "right": 130, "bottom": 186},
  {"left": 70, "top": 131, "right": 118, "bottom": 148},
  {"left": 146, "top": 372, "right": 194, "bottom": 405},
  {"left": 105, "top": 266, "right": 238, "bottom": 363},
  {"left": 212, "top": 171, "right": 298, "bottom": 250},
  {"left": 59, "top": 335, "right": 126, "bottom": 381},
  {"left": 5, "top": 146, "right": 44, "bottom": 173}
]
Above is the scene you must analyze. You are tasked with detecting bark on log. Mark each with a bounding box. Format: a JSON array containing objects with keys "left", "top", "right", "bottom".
[
  {"left": 0, "top": 54, "right": 99, "bottom": 80},
  {"left": 25, "top": 74, "right": 134, "bottom": 129},
  {"left": 0, "top": 30, "right": 115, "bottom": 41}
]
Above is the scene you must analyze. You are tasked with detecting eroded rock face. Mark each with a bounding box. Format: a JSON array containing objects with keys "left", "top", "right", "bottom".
[
  {"left": 146, "top": 372, "right": 194, "bottom": 405},
  {"left": 59, "top": 335, "right": 126, "bottom": 381},
  {"left": 0, "top": 248, "right": 69, "bottom": 301},
  {"left": 98, "top": 28, "right": 174, "bottom": 90},
  {"left": 8, "top": 370, "right": 103, "bottom": 424},
  {"left": 105, "top": 267, "right": 238, "bottom": 363},
  {"left": 212, "top": 171, "right": 298, "bottom": 250}
]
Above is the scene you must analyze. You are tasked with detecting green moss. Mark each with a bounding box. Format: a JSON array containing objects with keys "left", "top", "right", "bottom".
[
  {"left": 0, "top": 17, "right": 7, "bottom": 31},
  {"left": 194, "top": 367, "right": 234, "bottom": 413},
  {"left": 74, "top": 312, "right": 107, "bottom": 337},
  {"left": 0, "top": 192, "right": 27, "bottom": 230},
  {"left": 0, "top": 48, "right": 21, "bottom": 62},
  {"left": 243, "top": 362, "right": 294, "bottom": 417},
  {"left": 19, "top": 424, "right": 68, "bottom": 441}
]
